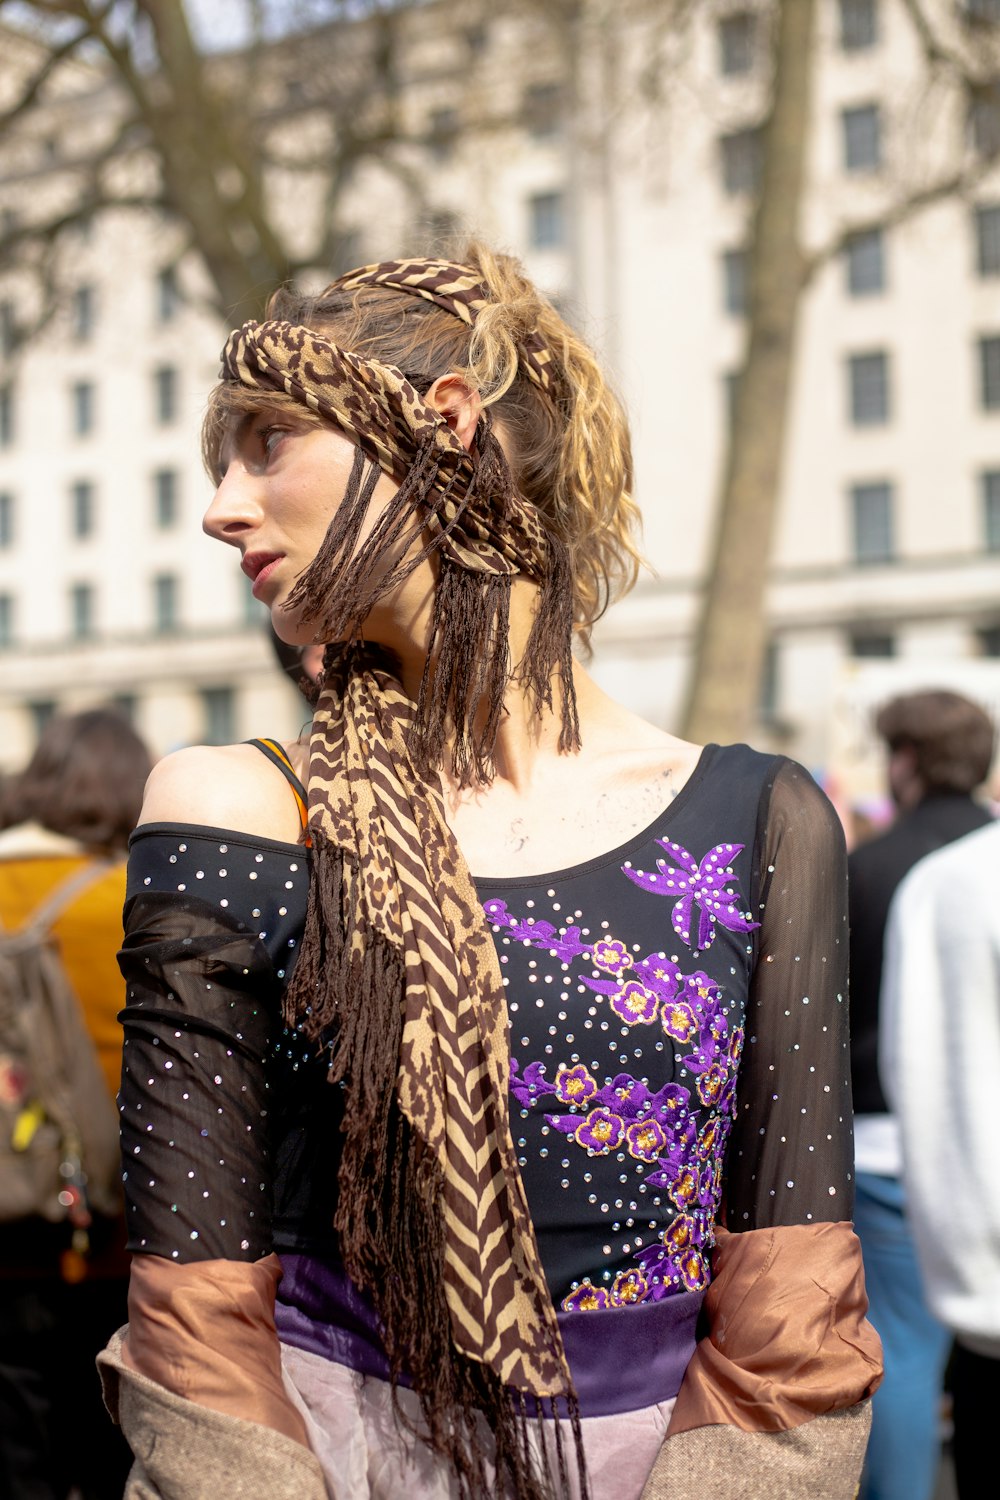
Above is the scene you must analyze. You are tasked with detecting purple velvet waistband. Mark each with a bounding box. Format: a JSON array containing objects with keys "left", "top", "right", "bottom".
[{"left": 275, "top": 1253, "right": 703, "bottom": 1418}]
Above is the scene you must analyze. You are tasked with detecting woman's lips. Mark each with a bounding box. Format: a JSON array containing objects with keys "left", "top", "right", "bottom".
[{"left": 242, "top": 552, "right": 283, "bottom": 598}]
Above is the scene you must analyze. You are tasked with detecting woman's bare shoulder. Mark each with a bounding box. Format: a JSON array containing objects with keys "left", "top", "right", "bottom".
[{"left": 137, "top": 741, "right": 306, "bottom": 844}]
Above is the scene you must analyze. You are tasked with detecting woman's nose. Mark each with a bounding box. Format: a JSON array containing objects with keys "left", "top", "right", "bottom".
[{"left": 202, "top": 463, "right": 259, "bottom": 544}]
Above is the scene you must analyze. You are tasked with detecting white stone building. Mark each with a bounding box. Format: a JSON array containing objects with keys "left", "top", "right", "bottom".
[{"left": 1, "top": 0, "right": 998, "bottom": 802}]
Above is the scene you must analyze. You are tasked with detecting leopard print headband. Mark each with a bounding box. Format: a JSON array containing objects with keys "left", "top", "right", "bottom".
[{"left": 329, "top": 256, "right": 557, "bottom": 398}]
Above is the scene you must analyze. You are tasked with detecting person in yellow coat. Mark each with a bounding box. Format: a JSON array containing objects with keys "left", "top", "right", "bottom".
[{"left": 0, "top": 706, "right": 152, "bottom": 1500}]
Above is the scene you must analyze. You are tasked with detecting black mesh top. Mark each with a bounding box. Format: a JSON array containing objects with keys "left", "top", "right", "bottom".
[{"left": 118, "top": 743, "right": 854, "bottom": 1311}]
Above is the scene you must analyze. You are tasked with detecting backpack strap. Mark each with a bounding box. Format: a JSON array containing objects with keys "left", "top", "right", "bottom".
[
  {"left": 246, "top": 738, "right": 310, "bottom": 843},
  {"left": 0, "top": 859, "right": 113, "bottom": 944}
]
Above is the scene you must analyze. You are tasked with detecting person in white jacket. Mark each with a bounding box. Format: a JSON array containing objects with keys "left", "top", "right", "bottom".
[{"left": 881, "top": 817, "right": 1000, "bottom": 1500}]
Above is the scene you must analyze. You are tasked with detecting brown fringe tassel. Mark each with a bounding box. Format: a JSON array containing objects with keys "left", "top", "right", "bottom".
[{"left": 282, "top": 418, "right": 579, "bottom": 782}]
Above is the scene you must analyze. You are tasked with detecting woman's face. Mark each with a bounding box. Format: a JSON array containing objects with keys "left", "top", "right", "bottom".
[{"left": 204, "top": 406, "right": 400, "bottom": 646}]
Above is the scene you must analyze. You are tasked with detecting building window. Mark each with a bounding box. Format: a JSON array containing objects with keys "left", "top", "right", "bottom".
[
  {"left": 71, "top": 380, "right": 95, "bottom": 436},
  {"left": 0, "top": 301, "right": 15, "bottom": 358},
  {"left": 0, "top": 593, "right": 13, "bottom": 649},
  {"left": 70, "top": 582, "right": 95, "bottom": 640},
  {"left": 153, "top": 366, "right": 178, "bottom": 425},
  {"left": 72, "top": 284, "right": 95, "bottom": 341},
  {"left": 848, "top": 351, "right": 890, "bottom": 425},
  {"left": 156, "top": 266, "right": 179, "bottom": 323},
  {"left": 110, "top": 692, "right": 137, "bottom": 723},
  {"left": 976, "top": 205, "right": 1000, "bottom": 275},
  {"left": 719, "top": 127, "right": 763, "bottom": 195},
  {"left": 758, "top": 639, "right": 779, "bottom": 721},
  {"left": 980, "top": 336, "right": 1000, "bottom": 408},
  {"left": 28, "top": 698, "right": 56, "bottom": 734},
  {"left": 722, "top": 248, "right": 749, "bottom": 316},
  {"left": 979, "top": 623, "right": 1000, "bottom": 656},
  {"left": 839, "top": 0, "right": 877, "bottom": 49},
  {"left": 851, "top": 480, "right": 895, "bottom": 565},
  {"left": 428, "top": 107, "right": 458, "bottom": 162},
  {"left": 523, "top": 82, "right": 564, "bottom": 140},
  {"left": 0, "top": 386, "right": 14, "bottom": 447},
  {"left": 529, "top": 190, "right": 566, "bottom": 249},
  {"left": 724, "top": 369, "right": 741, "bottom": 431},
  {"left": 153, "top": 573, "right": 179, "bottom": 633},
  {"left": 201, "top": 686, "right": 235, "bottom": 746},
  {"left": 71, "top": 479, "right": 94, "bottom": 539},
  {"left": 719, "top": 12, "right": 756, "bottom": 75},
  {"left": 970, "top": 83, "right": 1000, "bottom": 157},
  {"left": 984, "top": 470, "right": 1000, "bottom": 549},
  {"left": 849, "top": 630, "right": 896, "bottom": 658},
  {"left": 842, "top": 104, "right": 882, "bottom": 172},
  {"left": 153, "top": 468, "right": 179, "bottom": 528},
  {"left": 845, "top": 228, "right": 885, "bottom": 295},
  {"left": 0, "top": 491, "right": 12, "bottom": 548}
]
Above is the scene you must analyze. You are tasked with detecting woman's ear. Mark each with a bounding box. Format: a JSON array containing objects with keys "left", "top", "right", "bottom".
[{"left": 423, "top": 374, "right": 482, "bottom": 452}]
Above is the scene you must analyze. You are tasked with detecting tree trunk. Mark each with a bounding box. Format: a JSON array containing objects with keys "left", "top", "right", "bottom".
[{"left": 680, "top": 0, "right": 816, "bottom": 745}]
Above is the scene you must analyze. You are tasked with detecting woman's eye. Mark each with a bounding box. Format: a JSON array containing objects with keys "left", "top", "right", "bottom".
[{"left": 261, "top": 426, "right": 287, "bottom": 457}]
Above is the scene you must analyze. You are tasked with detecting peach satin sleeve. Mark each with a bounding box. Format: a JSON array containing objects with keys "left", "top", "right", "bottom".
[
  {"left": 668, "top": 1221, "right": 883, "bottom": 1436},
  {"left": 121, "top": 1253, "right": 310, "bottom": 1448}
]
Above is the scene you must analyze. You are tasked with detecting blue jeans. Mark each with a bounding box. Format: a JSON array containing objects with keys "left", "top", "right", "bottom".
[{"left": 854, "top": 1172, "right": 952, "bottom": 1500}]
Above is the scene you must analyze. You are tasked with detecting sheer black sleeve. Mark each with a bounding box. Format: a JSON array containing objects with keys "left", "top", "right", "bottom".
[
  {"left": 723, "top": 759, "right": 854, "bottom": 1230},
  {"left": 117, "top": 831, "right": 309, "bottom": 1263}
]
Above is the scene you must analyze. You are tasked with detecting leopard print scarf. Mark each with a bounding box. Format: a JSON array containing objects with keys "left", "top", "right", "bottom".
[{"left": 219, "top": 276, "right": 583, "bottom": 1498}]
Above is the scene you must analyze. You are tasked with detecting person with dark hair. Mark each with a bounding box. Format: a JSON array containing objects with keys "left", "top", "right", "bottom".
[
  {"left": 99, "top": 247, "right": 881, "bottom": 1500},
  {"left": 0, "top": 706, "right": 153, "bottom": 1500},
  {"left": 848, "top": 688, "right": 996, "bottom": 1500},
  {"left": 881, "top": 818, "right": 1000, "bottom": 1500}
]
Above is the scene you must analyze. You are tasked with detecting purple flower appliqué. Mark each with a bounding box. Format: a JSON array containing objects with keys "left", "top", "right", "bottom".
[
  {"left": 611, "top": 979, "right": 660, "bottom": 1027},
  {"left": 625, "top": 1117, "right": 669, "bottom": 1162},
  {"left": 624, "top": 840, "right": 759, "bottom": 951},
  {"left": 554, "top": 1064, "right": 598, "bottom": 1107},
  {"left": 611, "top": 1268, "right": 650, "bottom": 1306},
  {"left": 562, "top": 1279, "right": 610, "bottom": 1312},
  {"left": 661, "top": 999, "right": 699, "bottom": 1044},
  {"left": 575, "top": 1108, "right": 625, "bottom": 1155},
  {"left": 509, "top": 1059, "right": 555, "bottom": 1108},
  {"left": 591, "top": 938, "right": 633, "bottom": 974}
]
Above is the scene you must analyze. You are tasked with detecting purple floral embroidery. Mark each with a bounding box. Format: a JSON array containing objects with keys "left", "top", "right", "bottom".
[
  {"left": 610, "top": 979, "right": 660, "bottom": 1027},
  {"left": 554, "top": 1064, "right": 598, "bottom": 1106},
  {"left": 661, "top": 999, "right": 699, "bottom": 1044},
  {"left": 509, "top": 1059, "right": 553, "bottom": 1108},
  {"left": 574, "top": 1108, "right": 625, "bottom": 1155},
  {"left": 484, "top": 898, "right": 590, "bottom": 962},
  {"left": 632, "top": 953, "right": 683, "bottom": 1001},
  {"left": 591, "top": 938, "right": 633, "bottom": 974},
  {"left": 562, "top": 1279, "right": 610, "bottom": 1312},
  {"left": 634, "top": 1219, "right": 711, "bottom": 1298},
  {"left": 611, "top": 1268, "right": 650, "bottom": 1305},
  {"left": 625, "top": 1117, "right": 669, "bottom": 1162},
  {"left": 623, "top": 840, "right": 759, "bottom": 951}
]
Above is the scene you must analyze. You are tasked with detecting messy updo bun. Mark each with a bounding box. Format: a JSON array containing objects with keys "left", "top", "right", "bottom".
[{"left": 208, "top": 240, "right": 643, "bottom": 645}]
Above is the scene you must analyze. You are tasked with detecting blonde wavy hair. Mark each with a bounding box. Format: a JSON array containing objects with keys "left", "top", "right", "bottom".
[{"left": 203, "top": 240, "right": 643, "bottom": 643}]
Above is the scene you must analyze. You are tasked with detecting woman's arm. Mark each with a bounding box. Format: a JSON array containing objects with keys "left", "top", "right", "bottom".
[
  {"left": 113, "top": 746, "right": 315, "bottom": 1461},
  {"left": 643, "top": 760, "right": 882, "bottom": 1498}
]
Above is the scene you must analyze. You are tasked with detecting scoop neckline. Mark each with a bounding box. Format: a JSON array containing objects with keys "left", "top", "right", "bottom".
[
  {"left": 129, "top": 744, "right": 719, "bottom": 889},
  {"left": 471, "top": 743, "right": 717, "bottom": 889}
]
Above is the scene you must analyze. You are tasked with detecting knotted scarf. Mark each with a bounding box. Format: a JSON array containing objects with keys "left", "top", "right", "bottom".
[{"left": 218, "top": 263, "right": 583, "bottom": 1498}]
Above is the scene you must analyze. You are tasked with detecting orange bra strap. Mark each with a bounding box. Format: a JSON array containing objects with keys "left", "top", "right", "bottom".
[{"left": 246, "top": 738, "right": 311, "bottom": 845}]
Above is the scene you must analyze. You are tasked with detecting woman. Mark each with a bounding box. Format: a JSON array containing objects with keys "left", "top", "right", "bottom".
[
  {"left": 100, "top": 247, "right": 881, "bottom": 1500},
  {"left": 1, "top": 706, "right": 151, "bottom": 1500}
]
